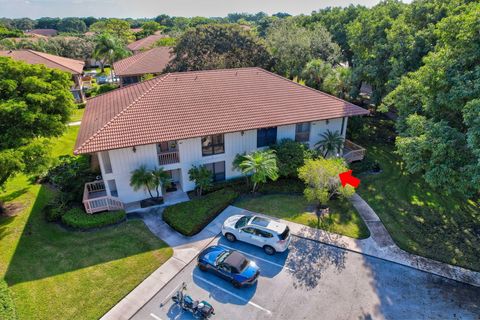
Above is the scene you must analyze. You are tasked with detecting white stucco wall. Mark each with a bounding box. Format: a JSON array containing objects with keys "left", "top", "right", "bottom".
[{"left": 98, "top": 118, "right": 349, "bottom": 203}]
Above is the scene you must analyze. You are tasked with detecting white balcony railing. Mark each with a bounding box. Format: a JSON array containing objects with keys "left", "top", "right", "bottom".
[
  {"left": 158, "top": 151, "right": 180, "bottom": 165},
  {"left": 342, "top": 139, "right": 366, "bottom": 163},
  {"left": 82, "top": 180, "right": 123, "bottom": 214}
]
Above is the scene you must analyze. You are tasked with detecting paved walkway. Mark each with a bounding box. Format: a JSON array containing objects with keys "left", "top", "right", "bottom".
[{"left": 101, "top": 194, "right": 480, "bottom": 320}]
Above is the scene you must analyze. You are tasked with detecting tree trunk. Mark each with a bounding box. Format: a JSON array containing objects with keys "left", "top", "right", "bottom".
[{"left": 147, "top": 188, "right": 154, "bottom": 199}]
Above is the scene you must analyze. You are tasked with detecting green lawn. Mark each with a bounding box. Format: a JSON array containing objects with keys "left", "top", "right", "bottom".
[
  {"left": 234, "top": 194, "right": 370, "bottom": 239},
  {"left": 50, "top": 125, "right": 79, "bottom": 158},
  {"left": 352, "top": 143, "right": 480, "bottom": 271},
  {"left": 0, "top": 125, "right": 173, "bottom": 319},
  {"left": 70, "top": 107, "right": 85, "bottom": 122}
]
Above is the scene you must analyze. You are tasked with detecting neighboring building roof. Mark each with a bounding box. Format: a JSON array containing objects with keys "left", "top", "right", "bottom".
[
  {"left": 74, "top": 68, "right": 368, "bottom": 154},
  {"left": 127, "top": 34, "right": 166, "bottom": 51},
  {"left": 26, "top": 29, "right": 58, "bottom": 37},
  {"left": 113, "top": 47, "right": 172, "bottom": 77},
  {"left": 0, "top": 50, "right": 84, "bottom": 75}
]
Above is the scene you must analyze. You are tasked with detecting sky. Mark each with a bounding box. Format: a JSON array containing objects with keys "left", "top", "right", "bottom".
[{"left": 0, "top": 0, "right": 410, "bottom": 19}]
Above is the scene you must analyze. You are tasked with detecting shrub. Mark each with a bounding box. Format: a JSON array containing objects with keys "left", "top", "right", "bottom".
[
  {"left": 163, "top": 188, "right": 238, "bottom": 236},
  {"left": 45, "top": 155, "right": 97, "bottom": 203},
  {"left": 257, "top": 178, "right": 305, "bottom": 194},
  {"left": 61, "top": 208, "right": 126, "bottom": 229},
  {"left": 270, "top": 139, "right": 316, "bottom": 178},
  {"left": 44, "top": 193, "right": 70, "bottom": 222},
  {"left": 0, "top": 279, "right": 17, "bottom": 320}
]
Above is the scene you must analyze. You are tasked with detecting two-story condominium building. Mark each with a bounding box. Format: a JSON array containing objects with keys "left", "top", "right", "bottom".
[{"left": 74, "top": 67, "right": 368, "bottom": 213}]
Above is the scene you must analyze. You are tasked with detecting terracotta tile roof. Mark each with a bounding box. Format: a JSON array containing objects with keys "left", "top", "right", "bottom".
[
  {"left": 26, "top": 29, "right": 58, "bottom": 37},
  {"left": 0, "top": 50, "right": 84, "bottom": 74},
  {"left": 127, "top": 34, "right": 166, "bottom": 51},
  {"left": 113, "top": 47, "right": 172, "bottom": 77},
  {"left": 74, "top": 67, "right": 368, "bottom": 154}
]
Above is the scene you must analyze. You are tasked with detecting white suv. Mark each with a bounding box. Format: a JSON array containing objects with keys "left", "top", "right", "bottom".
[{"left": 221, "top": 215, "right": 291, "bottom": 255}]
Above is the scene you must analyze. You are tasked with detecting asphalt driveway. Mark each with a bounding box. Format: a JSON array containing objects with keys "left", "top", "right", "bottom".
[{"left": 132, "top": 235, "right": 480, "bottom": 320}]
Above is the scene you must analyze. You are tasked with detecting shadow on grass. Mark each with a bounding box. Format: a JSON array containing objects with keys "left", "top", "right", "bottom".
[
  {"left": 0, "top": 187, "right": 29, "bottom": 203},
  {"left": 4, "top": 184, "right": 169, "bottom": 286}
]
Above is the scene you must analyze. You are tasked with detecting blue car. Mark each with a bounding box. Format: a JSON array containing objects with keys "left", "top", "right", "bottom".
[{"left": 197, "top": 246, "right": 260, "bottom": 288}]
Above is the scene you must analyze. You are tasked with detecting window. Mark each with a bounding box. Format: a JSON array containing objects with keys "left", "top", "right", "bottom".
[
  {"left": 257, "top": 127, "right": 277, "bottom": 147},
  {"left": 202, "top": 134, "right": 224, "bottom": 156},
  {"left": 204, "top": 161, "right": 226, "bottom": 182},
  {"left": 256, "top": 229, "right": 274, "bottom": 238},
  {"left": 107, "top": 179, "right": 118, "bottom": 197},
  {"left": 101, "top": 151, "right": 112, "bottom": 174},
  {"left": 241, "top": 227, "right": 256, "bottom": 234},
  {"left": 295, "top": 122, "right": 310, "bottom": 142}
]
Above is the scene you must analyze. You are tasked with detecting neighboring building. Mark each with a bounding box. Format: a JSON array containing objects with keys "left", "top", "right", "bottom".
[
  {"left": 75, "top": 67, "right": 368, "bottom": 213},
  {"left": 113, "top": 47, "right": 173, "bottom": 86},
  {"left": 26, "top": 29, "right": 58, "bottom": 37},
  {"left": 0, "top": 50, "right": 86, "bottom": 102},
  {"left": 127, "top": 33, "right": 166, "bottom": 53}
]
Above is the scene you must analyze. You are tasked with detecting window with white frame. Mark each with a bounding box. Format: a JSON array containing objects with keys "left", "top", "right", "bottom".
[{"left": 295, "top": 122, "right": 310, "bottom": 142}]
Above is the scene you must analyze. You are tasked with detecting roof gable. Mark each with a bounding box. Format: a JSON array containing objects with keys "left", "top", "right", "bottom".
[
  {"left": 113, "top": 47, "right": 172, "bottom": 76},
  {"left": 127, "top": 34, "right": 166, "bottom": 51},
  {"left": 75, "top": 68, "right": 368, "bottom": 154},
  {"left": 0, "top": 50, "right": 84, "bottom": 74}
]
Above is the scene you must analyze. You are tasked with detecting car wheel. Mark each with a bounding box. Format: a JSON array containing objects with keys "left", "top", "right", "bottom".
[
  {"left": 232, "top": 280, "right": 242, "bottom": 288},
  {"left": 263, "top": 245, "right": 276, "bottom": 255},
  {"left": 225, "top": 233, "right": 236, "bottom": 242},
  {"left": 198, "top": 264, "right": 208, "bottom": 272}
]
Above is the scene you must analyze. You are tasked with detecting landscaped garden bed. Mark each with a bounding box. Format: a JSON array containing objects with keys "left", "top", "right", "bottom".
[
  {"left": 163, "top": 188, "right": 238, "bottom": 236},
  {"left": 61, "top": 208, "right": 126, "bottom": 229}
]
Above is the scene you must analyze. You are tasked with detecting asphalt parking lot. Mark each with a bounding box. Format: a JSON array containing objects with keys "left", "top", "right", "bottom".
[{"left": 132, "top": 236, "right": 480, "bottom": 320}]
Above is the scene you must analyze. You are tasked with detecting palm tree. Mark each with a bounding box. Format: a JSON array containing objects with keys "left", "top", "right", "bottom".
[
  {"left": 315, "top": 130, "right": 344, "bottom": 158},
  {"left": 130, "top": 165, "right": 155, "bottom": 199},
  {"left": 239, "top": 150, "right": 279, "bottom": 193},
  {"left": 152, "top": 167, "right": 171, "bottom": 198},
  {"left": 93, "top": 33, "right": 130, "bottom": 77},
  {"left": 188, "top": 165, "right": 213, "bottom": 196}
]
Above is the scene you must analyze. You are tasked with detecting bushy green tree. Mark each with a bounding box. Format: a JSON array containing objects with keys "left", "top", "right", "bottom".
[
  {"left": 270, "top": 139, "right": 314, "bottom": 178},
  {"left": 188, "top": 165, "right": 213, "bottom": 196},
  {"left": 266, "top": 19, "right": 340, "bottom": 78},
  {"left": 298, "top": 158, "right": 355, "bottom": 210},
  {"left": 383, "top": 2, "right": 480, "bottom": 197},
  {"left": 57, "top": 17, "right": 87, "bottom": 33},
  {"left": 167, "top": 24, "right": 271, "bottom": 72},
  {"left": 239, "top": 150, "right": 279, "bottom": 193},
  {"left": 90, "top": 18, "right": 134, "bottom": 42},
  {"left": 0, "top": 57, "right": 75, "bottom": 188}
]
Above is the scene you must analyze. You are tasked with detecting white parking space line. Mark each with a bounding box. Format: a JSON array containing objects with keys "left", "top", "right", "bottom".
[
  {"left": 159, "top": 282, "right": 183, "bottom": 307},
  {"left": 192, "top": 273, "right": 272, "bottom": 315},
  {"left": 150, "top": 313, "right": 162, "bottom": 320},
  {"left": 219, "top": 244, "right": 294, "bottom": 272}
]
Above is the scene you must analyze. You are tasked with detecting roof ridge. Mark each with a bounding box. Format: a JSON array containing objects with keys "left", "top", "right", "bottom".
[
  {"left": 257, "top": 67, "right": 360, "bottom": 108},
  {"left": 75, "top": 73, "right": 171, "bottom": 154},
  {"left": 117, "top": 48, "right": 155, "bottom": 73},
  {"left": 27, "top": 49, "right": 82, "bottom": 74}
]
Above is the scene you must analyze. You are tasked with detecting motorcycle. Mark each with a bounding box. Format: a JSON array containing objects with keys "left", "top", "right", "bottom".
[{"left": 171, "top": 282, "right": 215, "bottom": 319}]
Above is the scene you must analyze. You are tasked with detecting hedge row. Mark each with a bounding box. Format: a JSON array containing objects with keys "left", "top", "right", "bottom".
[
  {"left": 0, "top": 279, "right": 17, "bottom": 320},
  {"left": 61, "top": 208, "right": 126, "bottom": 230},
  {"left": 163, "top": 188, "right": 238, "bottom": 236}
]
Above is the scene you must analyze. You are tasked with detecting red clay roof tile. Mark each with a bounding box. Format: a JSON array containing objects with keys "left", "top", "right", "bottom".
[
  {"left": 0, "top": 50, "right": 84, "bottom": 74},
  {"left": 113, "top": 47, "right": 172, "bottom": 77},
  {"left": 74, "top": 67, "right": 368, "bottom": 154}
]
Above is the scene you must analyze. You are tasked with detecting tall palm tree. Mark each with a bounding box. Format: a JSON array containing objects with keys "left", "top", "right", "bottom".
[
  {"left": 152, "top": 167, "right": 171, "bottom": 198},
  {"left": 315, "top": 130, "right": 344, "bottom": 158},
  {"left": 93, "top": 33, "right": 130, "bottom": 77},
  {"left": 239, "top": 150, "right": 279, "bottom": 193},
  {"left": 130, "top": 165, "right": 155, "bottom": 199}
]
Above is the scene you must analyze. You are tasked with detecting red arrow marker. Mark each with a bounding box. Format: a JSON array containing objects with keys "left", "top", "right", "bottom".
[{"left": 339, "top": 170, "right": 360, "bottom": 188}]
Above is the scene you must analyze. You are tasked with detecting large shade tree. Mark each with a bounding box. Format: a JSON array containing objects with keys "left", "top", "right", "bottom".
[
  {"left": 383, "top": 2, "right": 480, "bottom": 197},
  {"left": 167, "top": 24, "right": 272, "bottom": 72},
  {"left": 0, "top": 57, "right": 75, "bottom": 189},
  {"left": 266, "top": 18, "right": 341, "bottom": 78}
]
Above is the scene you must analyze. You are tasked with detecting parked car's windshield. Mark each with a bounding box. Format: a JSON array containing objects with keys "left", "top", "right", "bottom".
[
  {"left": 279, "top": 226, "right": 290, "bottom": 240},
  {"left": 215, "top": 251, "right": 230, "bottom": 265},
  {"left": 235, "top": 216, "right": 251, "bottom": 229}
]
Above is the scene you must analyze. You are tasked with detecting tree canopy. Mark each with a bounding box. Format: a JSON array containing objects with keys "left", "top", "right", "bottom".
[
  {"left": 383, "top": 2, "right": 480, "bottom": 197},
  {"left": 0, "top": 57, "right": 75, "bottom": 187},
  {"left": 167, "top": 24, "right": 272, "bottom": 72}
]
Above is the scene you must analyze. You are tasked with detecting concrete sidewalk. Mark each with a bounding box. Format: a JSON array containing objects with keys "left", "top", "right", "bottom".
[{"left": 102, "top": 195, "right": 480, "bottom": 320}]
